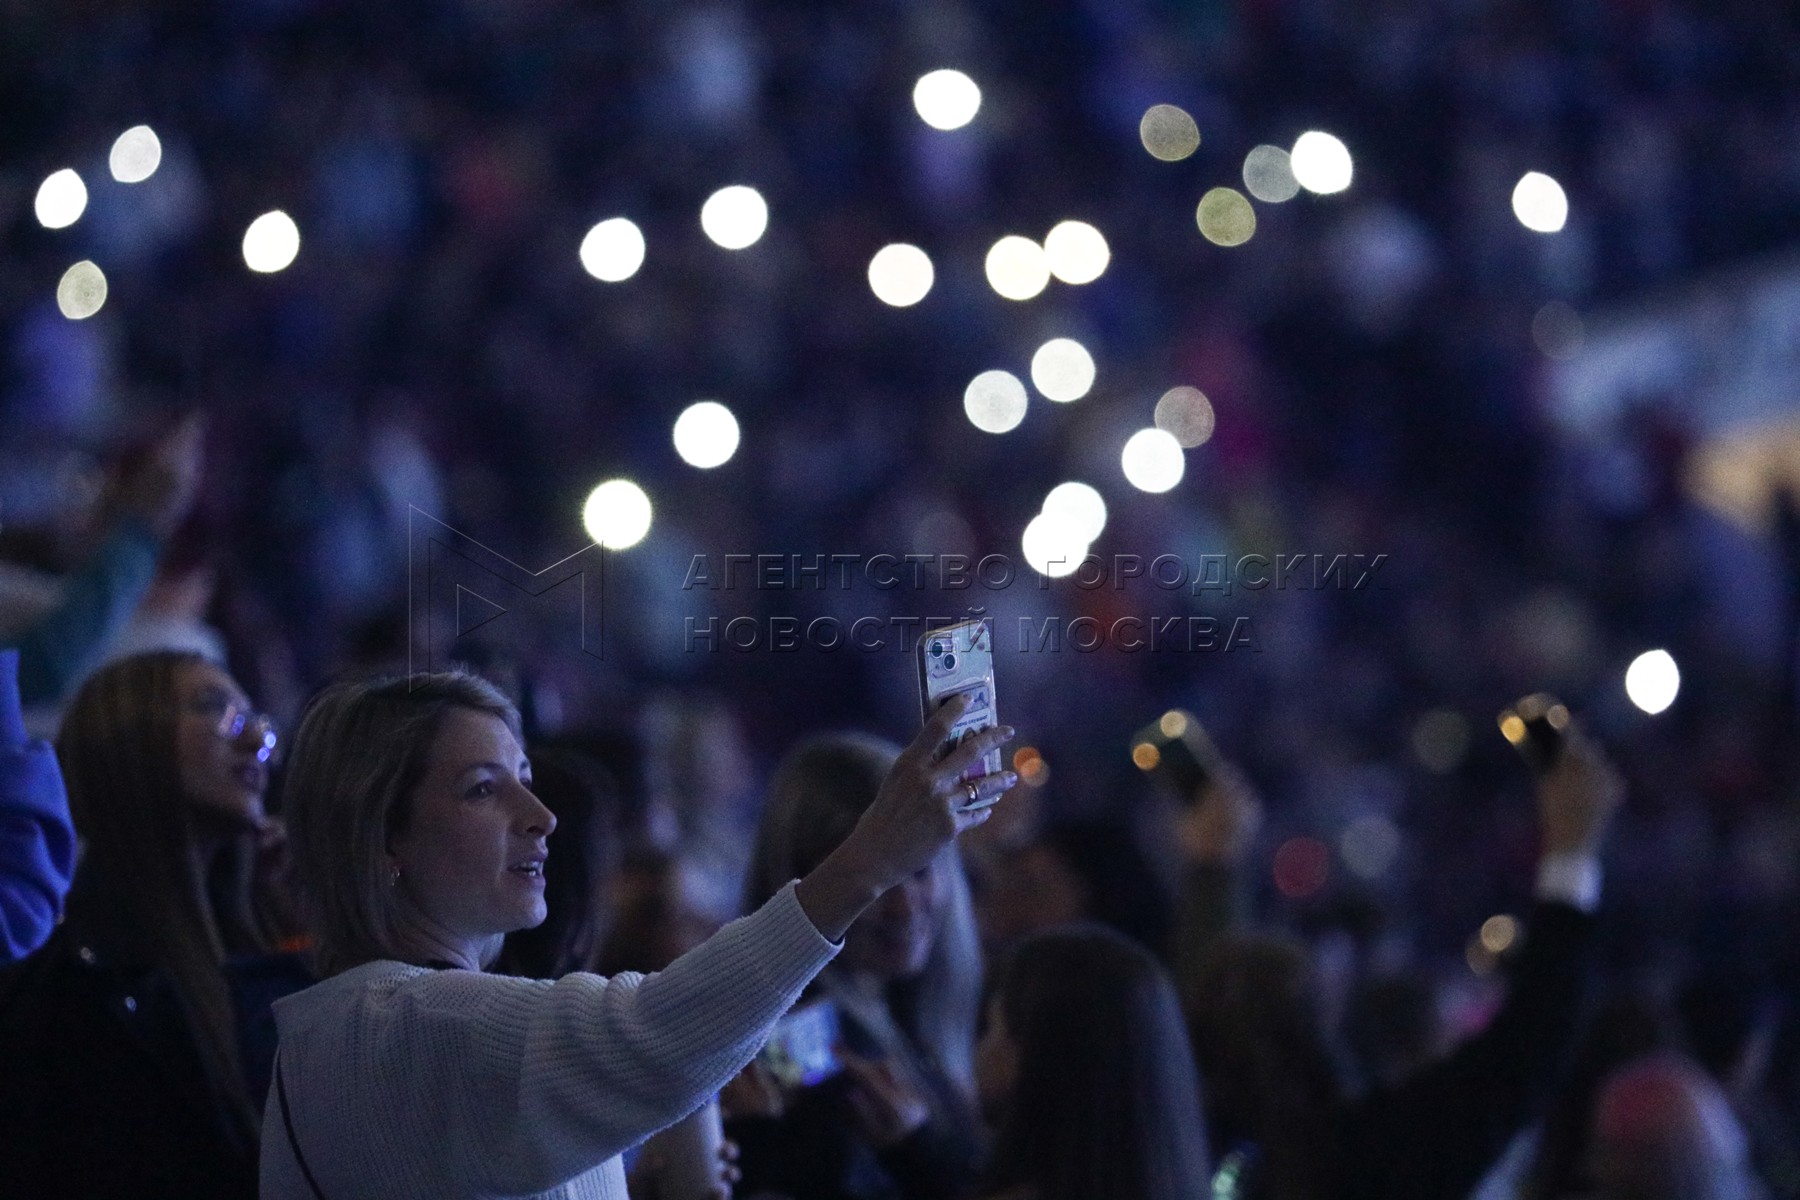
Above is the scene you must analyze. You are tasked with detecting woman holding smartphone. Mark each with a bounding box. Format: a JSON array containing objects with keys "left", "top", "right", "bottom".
[{"left": 264, "top": 670, "right": 1013, "bottom": 1200}]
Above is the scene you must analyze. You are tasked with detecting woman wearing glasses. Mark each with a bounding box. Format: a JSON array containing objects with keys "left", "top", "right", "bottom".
[{"left": 0, "top": 650, "right": 312, "bottom": 1199}]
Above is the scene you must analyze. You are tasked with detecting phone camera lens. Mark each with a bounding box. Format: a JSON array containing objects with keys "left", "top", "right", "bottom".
[
  {"left": 930, "top": 640, "right": 947, "bottom": 657},
  {"left": 942, "top": 653, "right": 957, "bottom": 671}
]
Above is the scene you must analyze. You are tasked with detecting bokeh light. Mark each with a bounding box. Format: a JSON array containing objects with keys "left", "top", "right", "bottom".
[
  {"left": 1041, "top": 481, "right": 1107, "bottom": 542},
  {"left": 672, "top": 401, "right": 740, "bottom": 469},
  {"left": 1466, "top": 938, "right": 1498, "bottom": 976},
  {"left": 867, "top": 243, "right": 934, "bottom": 307},
  {"left": 1029, "top": 337, "right": 1096, "bottom": 403},
  {"left": 912, "top": 69, "right": 981, "bottom": 131},
  {"left": 242, "top": 210, "right": 300, "bottom": 273},
  {"left": 109, "top": 125, "right": 162, "bottom": 183},
  {"left": 34, "top": 169, "right": 87, "bottom": 229},
  {"left": 985, "top": 235, "right": 1050, "bottom": 301},
  {"left": 1197, "top": 187, "right": 1256, "bottom": 247},
  {"left": 1121, "top": 428, "right": 1185, "bottom": 493},
  {"left": 1139, "top": 104, "right": 1200, "bottom": 161},
  {"left": 1022, "top": 511, "right": 1088, "bottom": 578},
  {"left": 1625, "top": 649, "right": 1680, "bottom": 715},
  {"left": 1273, "top": 837, "right": 1330, "bottom": 899},
  {"left": 1291, "top": 131, "right": 1353, "bottom": 194},
  {"left": 964, "top": 369, "right": 1028, "bottom": 434},
  {"left": 1043, "top": 220, "right": 1110, "bottom": 285},
  {"left": 56, "top": 261, "right": 107, "bottom": 320},
  {"left": 1480, "top": 914, "right": 1520, "bottom": 955},
  {"left": 1341, "top": 815, "right": 1401, "bottom": 880},
  {"left": 580, "top": 218, "right": 646, "bottom": 282},
  {"left": 581, "top": 479, "right": 653, "bottom": 549},
  {"left": 1532, "top": 301, "right": 1585, "bottom": 360},
  {"left": 1512, "top": 171, "right": 1568, "bottom": 233},
  {"left": 1242, "top": 144, "right": 1300, "bottom": 203},
  {"left": 700, "top": 185, "right": 768, "bottom": 250},
  {"left": 1154, "top": 386, "right": 1216, "bottom": 447}
]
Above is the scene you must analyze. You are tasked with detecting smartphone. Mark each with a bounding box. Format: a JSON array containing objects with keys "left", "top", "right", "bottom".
[
  {"left": 917, "top": 618, "right": 1002, "bottom": 809},
  {"left": 1131, "top": 709, "right": 1221, "bottom": 804},
  {"left": 758, "top": 1000, "right": 843, "bottom": 1089},
  {"left": 1497, "top": 692, "right": 1569, "bottom": 774}
]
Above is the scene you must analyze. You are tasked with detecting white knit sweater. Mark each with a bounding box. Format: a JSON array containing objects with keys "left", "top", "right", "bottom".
[{"left": 260, "top": 881, "right": 838, "bottom": 1199}]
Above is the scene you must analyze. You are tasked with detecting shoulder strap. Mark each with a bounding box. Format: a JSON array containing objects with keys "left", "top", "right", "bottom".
[{"left": 274, "top": 1051, "right": 330, "bottom": 1200}]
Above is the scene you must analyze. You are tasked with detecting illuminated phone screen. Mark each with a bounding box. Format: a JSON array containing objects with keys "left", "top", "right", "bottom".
[{"left": 758, "top": 1000, "right": 843, "bottom": 1088}]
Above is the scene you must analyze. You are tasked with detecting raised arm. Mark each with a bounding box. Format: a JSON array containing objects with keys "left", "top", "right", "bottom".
[
  {"left": 11, "top": 415, "right": 202, "bottom": 705},
  {"left": 1341, "top": 728, "right": 1623, "bottom": 1200},
  {"left": 332, "top": 699, "right": 1017, "bottom": 1195},
  {"left": 1171, "top": 762, "right": 1262, "bottom": 995}
]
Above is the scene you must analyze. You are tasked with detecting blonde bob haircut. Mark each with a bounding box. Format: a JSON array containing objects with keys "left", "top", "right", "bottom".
[{"left": 282, "top": 669, "right": 521, "bottom": 977}]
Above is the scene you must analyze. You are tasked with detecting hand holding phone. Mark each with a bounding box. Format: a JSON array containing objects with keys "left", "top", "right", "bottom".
[
  {"left": 917, "top": 620, "right": 1003, "bottom": 810},
  {"left": 1497, "top": 693, "right": 1569, "bottom": 775},
  {"left": 1131, "top": 710, "right": 1221, "bottom": 804}
]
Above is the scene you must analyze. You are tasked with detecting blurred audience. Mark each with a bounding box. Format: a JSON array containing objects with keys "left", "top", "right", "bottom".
[{"left": 1187, "top": 730, "right": 1622, "bottom": 1200}]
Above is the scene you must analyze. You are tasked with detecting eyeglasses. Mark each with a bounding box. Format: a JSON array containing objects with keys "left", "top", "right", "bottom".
[{"left": 189, "top": 697, "right": 280, "bottom": 763}]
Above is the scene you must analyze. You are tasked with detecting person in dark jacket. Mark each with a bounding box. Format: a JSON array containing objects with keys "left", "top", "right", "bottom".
[
  {"left": 0, "top": 650, "right": 311, "bottom": 1198},
  {"left": 1186, "top": 727, "right": 1623, "bottom": 1200}
]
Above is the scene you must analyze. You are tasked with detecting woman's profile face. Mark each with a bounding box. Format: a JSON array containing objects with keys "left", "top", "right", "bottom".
[
  {"left": 175, "top": 660, "right": 269, "bottom": 830},
  {"left": 389, "top": 708, "right": 557, "bottom": 944},
  {"left": 839, "top": 856, "right": 945, "bottom": 981}
]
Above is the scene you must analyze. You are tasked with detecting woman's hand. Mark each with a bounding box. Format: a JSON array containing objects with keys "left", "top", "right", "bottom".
[
  {"left": 840, "top": 1051, "right": 932, "bottom": 1149},
  {"left": 852, "top": 694, "right": 1017, "bottom": 883},
  {"left": 795, "top": 695, "right": 1015, "bottom": 942}
]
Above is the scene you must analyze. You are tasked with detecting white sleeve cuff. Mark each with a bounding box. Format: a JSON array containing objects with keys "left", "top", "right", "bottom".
[{"left": 1535, "top": 851, "right": 1602, "bottom": 912}]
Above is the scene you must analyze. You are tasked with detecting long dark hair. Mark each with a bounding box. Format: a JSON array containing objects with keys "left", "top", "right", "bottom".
[
  {"left": 985, "top": 923, "right": 1211, "bottom": 1200},
  {"left": 1186, "top": 934, "right": 1343, "bottom": 1200},
  {"left": 56, "top": 651, "right": 270, "bottom": 1144}
]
